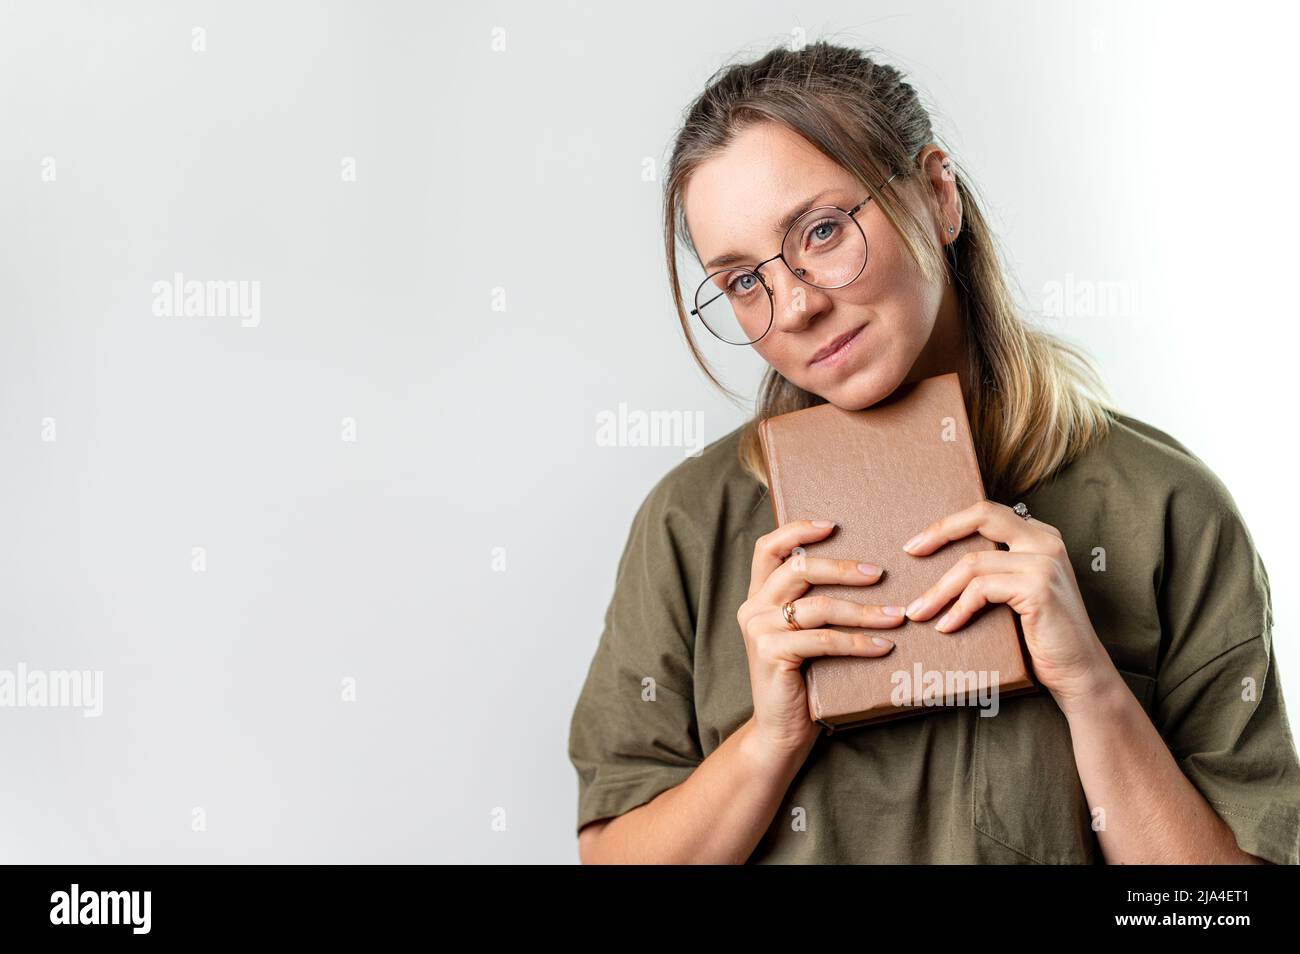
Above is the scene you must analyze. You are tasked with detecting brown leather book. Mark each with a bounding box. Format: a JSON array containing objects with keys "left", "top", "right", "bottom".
[{"left": 757, "top": 372, "right": 1038, "bottom": 734}]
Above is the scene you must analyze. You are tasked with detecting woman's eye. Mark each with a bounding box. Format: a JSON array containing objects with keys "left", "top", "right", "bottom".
[
  {"left": 809, "top": 220, "right": 839, "bottom": 245},
  {"left": 728, "top": 274, "right": 758, "bottom": 295}
]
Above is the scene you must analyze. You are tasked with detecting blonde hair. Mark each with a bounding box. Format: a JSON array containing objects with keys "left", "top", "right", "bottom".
[{"left": 662, "top": 41, "right": 1121, "bottom": 502}]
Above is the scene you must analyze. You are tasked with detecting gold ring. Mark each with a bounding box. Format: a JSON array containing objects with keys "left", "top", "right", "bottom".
[{"left": 782, "top": 601, "right": 800, "bottom": 631}]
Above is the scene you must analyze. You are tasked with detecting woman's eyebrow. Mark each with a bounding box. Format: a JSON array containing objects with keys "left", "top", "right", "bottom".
[{"left": 703, "top": 188, "right": 839, "bottom": 271}]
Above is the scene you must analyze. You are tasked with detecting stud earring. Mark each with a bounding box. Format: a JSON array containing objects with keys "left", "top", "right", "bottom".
[{"left": 947, "top": 226, "right": 955, "bottom": 234}]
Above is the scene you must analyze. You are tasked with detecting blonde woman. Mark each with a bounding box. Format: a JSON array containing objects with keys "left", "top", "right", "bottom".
[{"left": 568, "top": 41, "right": 1300, "bottom": 864}]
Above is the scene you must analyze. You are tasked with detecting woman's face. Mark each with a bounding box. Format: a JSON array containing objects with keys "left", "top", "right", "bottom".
[{"left": 682, "top": 121, "right": 963, "bottom": 410}]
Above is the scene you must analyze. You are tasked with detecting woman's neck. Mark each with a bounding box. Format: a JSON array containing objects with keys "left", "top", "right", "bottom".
[{"left": 905, "top": 279, "right": 972, "bottom": 402}]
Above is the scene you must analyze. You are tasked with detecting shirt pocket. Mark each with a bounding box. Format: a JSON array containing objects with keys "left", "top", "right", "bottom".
[
  {"left": 971, "top": 668, "right": 1157, "bottom": 864},
  {"left": 971, "top": 686, "right": 1099, "bottom": 864},
  {"left": 1115, "top": 667, "right": 1156, "bottom": 716}
]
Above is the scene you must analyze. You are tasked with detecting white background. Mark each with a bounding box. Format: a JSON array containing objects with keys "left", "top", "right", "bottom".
[{"left": 1, "top": 0, "right": 1296, "bottom": 862}]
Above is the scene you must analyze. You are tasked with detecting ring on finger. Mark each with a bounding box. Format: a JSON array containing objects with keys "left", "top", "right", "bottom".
[{"left": 781, "top": 601, "right": 801, "bottom": 632}]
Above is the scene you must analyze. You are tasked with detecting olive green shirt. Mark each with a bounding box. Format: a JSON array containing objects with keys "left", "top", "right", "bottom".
[{"left": 567, "top": 412, "right": 1300, "bottom": 863}]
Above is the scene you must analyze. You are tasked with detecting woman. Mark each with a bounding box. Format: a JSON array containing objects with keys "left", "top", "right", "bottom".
[{"left": 567, "top": 41, "right": 1300, "bottom": 864}]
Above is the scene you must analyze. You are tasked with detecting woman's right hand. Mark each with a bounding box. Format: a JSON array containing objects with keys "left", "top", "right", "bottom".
[{"left": 738, "top": 518, "right": 906, "bottom": 764}]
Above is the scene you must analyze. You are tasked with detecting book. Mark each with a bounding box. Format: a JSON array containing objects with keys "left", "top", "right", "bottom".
[{"left": 756, "top": 372, "right": 1038, "bottom": 733}]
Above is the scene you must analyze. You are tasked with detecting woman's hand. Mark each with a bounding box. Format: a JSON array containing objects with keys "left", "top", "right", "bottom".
[
  {"left": 738, "top": 518, "right": 908, "bottom": 764},
  {"left": 898, "top": 499, "right": 1117, "bottom": 710}
]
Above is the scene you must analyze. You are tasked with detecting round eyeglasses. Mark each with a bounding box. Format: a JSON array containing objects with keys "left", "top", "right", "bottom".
[{"left": 689, "top": 173, "right": 900, "bottom": 345}]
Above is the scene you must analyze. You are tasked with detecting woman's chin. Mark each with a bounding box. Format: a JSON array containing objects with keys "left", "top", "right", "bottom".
[{"left": 817, "top": 365, "right": 906, "bottom": 412}]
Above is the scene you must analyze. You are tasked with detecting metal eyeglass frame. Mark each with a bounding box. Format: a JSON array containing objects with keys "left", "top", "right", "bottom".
[{"left": 689, "top": 171, "right": 901, "bottom": 345}]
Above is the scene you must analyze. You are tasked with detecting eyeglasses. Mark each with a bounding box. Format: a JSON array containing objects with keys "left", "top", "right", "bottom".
[{"left": 689, "top": 172, "right": 900, "bottom": 345}]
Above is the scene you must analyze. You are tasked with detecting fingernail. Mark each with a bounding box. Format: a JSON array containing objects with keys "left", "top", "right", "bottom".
[
  {"left": 905, "top": 598, "right": 924, "bottom": 618},
  {"left": 934, "top": 612, "right": 953, "bottom": 632},
  {"left": 812, "top": 519, "right": 834, "bottom": 528},
  {"left": 903, "top": 533, "right": 924, "bottom": 552},
  {"left": 871, "top": 636, "right": 894, "bottom": 647},
  {"left": 881, "top": 605, "right": 905, "bottom": 616},
  {"left": 858, "top": 562, "right": 881, "bottom": 576}
]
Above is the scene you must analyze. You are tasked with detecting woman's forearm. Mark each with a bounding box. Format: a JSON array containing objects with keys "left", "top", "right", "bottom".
[
  {"left": 1058, "top": 666, "right": 1267, "bottom": 864},
  {"left": 580, "top": 716, "right": 815, "bottom": 864}
]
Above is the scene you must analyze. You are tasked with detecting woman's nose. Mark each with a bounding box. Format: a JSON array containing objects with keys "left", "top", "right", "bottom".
[{"left": 764, "top": 263, "right": 826, "bottom": 332}]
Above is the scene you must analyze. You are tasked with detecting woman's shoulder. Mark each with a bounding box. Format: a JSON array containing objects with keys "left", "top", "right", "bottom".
[
  {"left": 632, "top": 422, "right": 759, "bottom": 530},
  {"left": 1046, "top": 409, "right": 1246, "bottom": 518},
  {"left": 1041, "top": 410, "right": 1269, "bottom": 624}
]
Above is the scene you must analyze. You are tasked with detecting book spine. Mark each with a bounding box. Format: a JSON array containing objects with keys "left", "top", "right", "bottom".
[
  {"left": 953, "top": 397, "right": 989, "bottom": 502},
  {"left": 759, "top": 421, "right": 825, "bottom": 726},
  {"left": 757, "top": 421, "right": 785, "bottom": 525}
]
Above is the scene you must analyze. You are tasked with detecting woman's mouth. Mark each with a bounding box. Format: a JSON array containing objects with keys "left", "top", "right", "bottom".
[{"left": 809, "top": 324, "right": 866, "bottom": 368}]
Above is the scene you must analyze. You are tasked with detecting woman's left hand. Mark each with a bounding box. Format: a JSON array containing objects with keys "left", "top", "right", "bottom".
[{"left": 900, "top": 499, "right": 1117, "bottom": 707}]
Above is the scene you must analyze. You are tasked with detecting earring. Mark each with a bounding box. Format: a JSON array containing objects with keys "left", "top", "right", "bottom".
[{"left": 947, "top": 226, "right": 955, "bottom": 234}]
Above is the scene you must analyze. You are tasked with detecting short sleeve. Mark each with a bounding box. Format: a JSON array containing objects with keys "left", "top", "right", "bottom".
[
  {"left": 1153, "top": 478, "right": 1300, "bottom": 864},
  {"left": 567, "top": 475, "right": 706, "bottom": 836}
]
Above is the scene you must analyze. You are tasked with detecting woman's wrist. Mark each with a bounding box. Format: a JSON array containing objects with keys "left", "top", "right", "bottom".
[
  {"left": 736, "top": 715, "right": 820, "bottom": 780},
  {"left": 1050, "top": 653, "right": 1129, "bottom": 721}
]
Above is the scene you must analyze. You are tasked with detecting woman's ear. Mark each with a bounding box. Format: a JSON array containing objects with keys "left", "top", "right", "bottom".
[{"left": 917, "top": 145, "right": 962, "bottom": 244}]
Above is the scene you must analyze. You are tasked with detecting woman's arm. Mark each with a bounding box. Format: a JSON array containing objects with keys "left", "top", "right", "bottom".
[
  {"left": 579, "top": 715, "right": 816, "bottom": 864},
  {"left": 1057, "top": 669, "right": 1268, "bottom": 864}
]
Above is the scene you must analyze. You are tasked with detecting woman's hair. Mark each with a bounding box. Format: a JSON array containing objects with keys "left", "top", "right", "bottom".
[{"left": 662, "top": 40, "right": 1122, "bottom": 502}]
